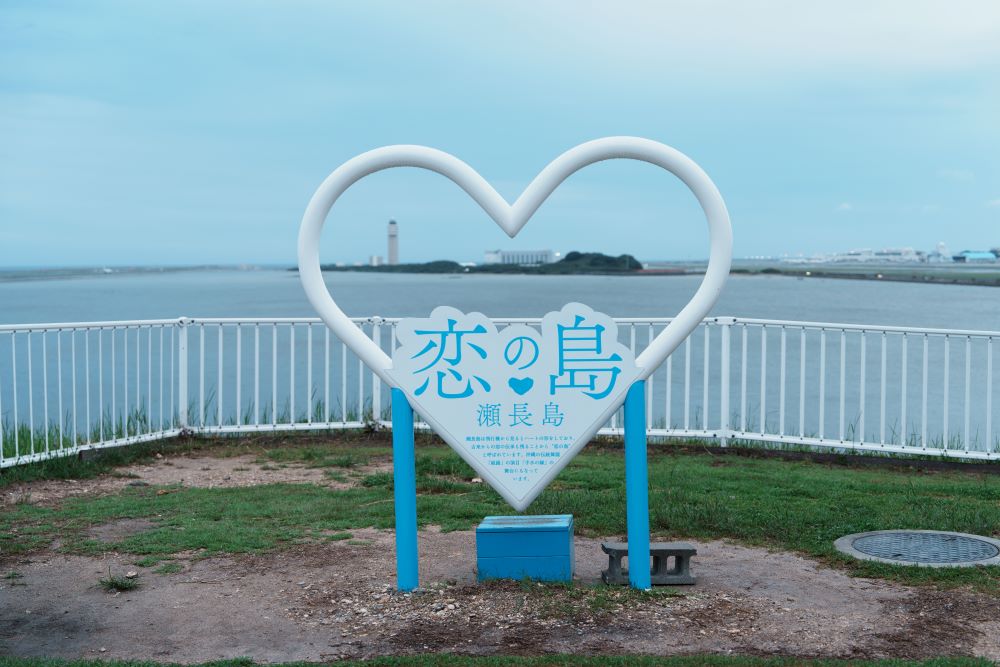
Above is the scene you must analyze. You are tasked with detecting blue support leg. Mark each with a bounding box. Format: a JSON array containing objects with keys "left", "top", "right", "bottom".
[
  {"left": 391, "top": 388, "right": 419, "bottom": 591},
  {"left": 624, "top": 380, "right": 651, "bottom": 590}
]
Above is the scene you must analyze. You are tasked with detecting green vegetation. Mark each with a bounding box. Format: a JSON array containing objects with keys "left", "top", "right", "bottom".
[
  {"left": 153, "top": 562, "right": 183, "bottom": 574},
  {"left": 98, "top": 570, "right": 140, "bottom": 592},
  {"left": 1, "top": 407, "right": 154, "bottom": 471},
  {"left": 0, "top": 654, "right": 992, "bottom": 666},
  {"left": 0, "top": 428, "right": 388, "bottom": 489},
  {"left": 0, "top": 434, "right": 237, "bottom": 488},
  {"left": 260, "top": 445, "right": 375, "bottom": 469},
  {"left": 326, "top": 531, "right": 352, "bottom": 541},
  {"left": 1, "top": 439, "right": 163, "bottom": 487},
  {"left": 320, "top": 259, "right": 471, "bottom": 274},
  {"left": 1, "top": 394, "right": 383, "bottom": 467},
  {"left": 3, "top": 434, "right": 999, "bottom": 593},
  {"left": 9, "top": 405, "right": 179, "bottom": 452},
  {"left": 519, "top": 578, "right": 684, "bottom": 619},
  {"left": 478, "top": 251, "right": 643, "bottom": 274},
  {"left": 318, "top": 250, "right": 643, "bottom": 274}
]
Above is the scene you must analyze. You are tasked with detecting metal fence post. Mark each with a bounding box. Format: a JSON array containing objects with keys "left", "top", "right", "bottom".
[
  {"left": 177, "top": 318, "right": 189, "bottom": 428},
  {"left": 719, "top": 318, "right": 732, "bottom": 447},
  {"left": 372, "top": 318, "right": 383, "bottom": 423}
]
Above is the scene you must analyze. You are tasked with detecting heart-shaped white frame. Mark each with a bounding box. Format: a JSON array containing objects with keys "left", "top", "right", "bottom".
[{"left": 298, "top": 136, "right": 732, "bottom": 385}]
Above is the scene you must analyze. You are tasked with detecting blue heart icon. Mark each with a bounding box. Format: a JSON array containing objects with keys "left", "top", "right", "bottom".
[{"left": 508, "top": 377, "right": 534, "bottom": 395}]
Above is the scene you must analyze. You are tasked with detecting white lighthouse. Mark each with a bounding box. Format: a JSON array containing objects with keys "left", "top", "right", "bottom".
[{"left": 387, "top": 219, "right": 399, "bottom": 265}]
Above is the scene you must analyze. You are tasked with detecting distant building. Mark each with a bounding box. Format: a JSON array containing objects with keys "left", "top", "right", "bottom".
[
  {"left": 369, "top": 255, "right": 384, "bottom": 267},
  {"left": 483, "top": 249, "right": 557, "bottom": 266},
  {"left": 872, "top": 247, "right": 923, "bottom": 262},
  {"left": 927, "top": 242, "right": 952, "bottom": 263},
  {"left": 387, "top": 220, "right": 399, "bottom": 265},
  {"left": 784, "top": 247, "right": 924, "bottom": 264},
  {"left": 952, "top": 250, "right": 998, "bottom": 263},
  {"left": 832, "top": 248, "right": 922, "bottom": 263}
]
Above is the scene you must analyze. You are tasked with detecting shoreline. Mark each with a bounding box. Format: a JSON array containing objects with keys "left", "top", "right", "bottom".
[
  {"left": 733, "top": 266, "right": 1000, "bottom": 288},
  {"left": 314, "top": 265, "right": 1000, "bottom": 287},
  {"left": 5, "top": 264, "right": 1000, "bottom": 288}
]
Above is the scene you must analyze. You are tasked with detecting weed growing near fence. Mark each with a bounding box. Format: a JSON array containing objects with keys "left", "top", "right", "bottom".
[{"left": 1, "top": 397, "right": 387, "bottom": 466}]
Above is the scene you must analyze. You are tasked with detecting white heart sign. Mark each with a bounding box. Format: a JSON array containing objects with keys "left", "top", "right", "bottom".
[
  {"left": 387, "top": 302, "right": 642, "bottom": 510},
  {"left": 297, "top": 137, "right": 732, "bottom": 507}
]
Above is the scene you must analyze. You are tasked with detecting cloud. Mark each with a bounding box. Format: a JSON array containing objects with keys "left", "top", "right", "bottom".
[
  {"left": 473, "top": 1, "right": 1000, "bottom": 75},
  {"left": 3, "top": 1, "right": 1000, "bottom": 266},
  {"left": 937, "top": 169, "right": 975, "bottom": 182},
  {"left": 988, "top": 199, "right": 1000, "bottom": 208}
]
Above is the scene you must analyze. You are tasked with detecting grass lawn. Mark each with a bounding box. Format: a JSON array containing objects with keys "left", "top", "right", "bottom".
[
  {"left": 2, "top": 433, "right": 1000, "bottom": 593},
  {"left": 0, "top": 656, "right": 994, "bottom": 667}
]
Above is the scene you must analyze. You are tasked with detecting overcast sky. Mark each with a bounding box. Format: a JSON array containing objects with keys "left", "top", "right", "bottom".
[{"left": 2, "top": 1, "right": 999, "bottom": 267}]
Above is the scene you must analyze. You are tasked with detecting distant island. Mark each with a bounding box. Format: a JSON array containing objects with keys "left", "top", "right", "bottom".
[{"left": 319, "top": 251, "right": 649, "bottom": 275}]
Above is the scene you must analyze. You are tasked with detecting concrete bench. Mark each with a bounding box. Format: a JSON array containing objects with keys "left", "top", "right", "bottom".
[{"left": 601, "top": 541, "right": 697, "bottom": 586}]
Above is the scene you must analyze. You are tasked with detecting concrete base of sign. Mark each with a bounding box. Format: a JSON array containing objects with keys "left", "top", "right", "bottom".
[
  {"left": 476, "top": 515, "right": 574, "bottom": 583},
  {"left": 601, "top": 542, "right": 697, "bottom": 586}
]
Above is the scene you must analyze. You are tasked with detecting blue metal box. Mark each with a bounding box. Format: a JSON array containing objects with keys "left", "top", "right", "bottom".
[{"left": 476, "top": 514, "right": 574, "bottom": 582}]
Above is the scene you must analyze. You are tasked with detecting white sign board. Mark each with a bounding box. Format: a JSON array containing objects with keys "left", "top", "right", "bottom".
[{"left": 387, "top": 302, "right": 640, "bottom": 511}]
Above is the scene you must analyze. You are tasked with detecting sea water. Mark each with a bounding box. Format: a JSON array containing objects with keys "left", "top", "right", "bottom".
[
  {"left": 1, "top": 268, "right": 998, "bottom": 452},
  {"left": 2, "top": 268, "right": 999, "bottom": 330}
]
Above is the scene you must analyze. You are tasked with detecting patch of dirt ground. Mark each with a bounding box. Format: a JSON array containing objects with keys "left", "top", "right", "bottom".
[
  {"left": 1, "top": 453, "right": 390, "bottom": 507},
  {"left": 3, "top": 451, "right": 997, "bottom": 662},
  {"left": 2, "top": 528, "right": 997, "bottom": 663}
]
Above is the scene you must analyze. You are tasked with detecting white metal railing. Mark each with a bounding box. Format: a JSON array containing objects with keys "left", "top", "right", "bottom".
[{"left": 1, "top": 315, "right": 998, "bottom": 468}]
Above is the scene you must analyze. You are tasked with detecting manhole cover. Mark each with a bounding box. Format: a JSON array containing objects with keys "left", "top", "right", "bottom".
[{"left": 834, "top": 530, "right": 1000, "bottom": 567}]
